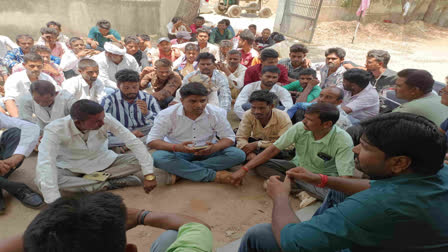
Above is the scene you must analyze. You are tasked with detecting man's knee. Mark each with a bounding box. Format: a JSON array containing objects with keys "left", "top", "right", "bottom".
[
  {"left": 152, "top": 150, "right": 177, "bottom": 167},
  {"left": 150, "top": 230, "right": 178, "bottom": 252},
  {"left": 222, "top": 147, "right": 246, "bottom": 163}
]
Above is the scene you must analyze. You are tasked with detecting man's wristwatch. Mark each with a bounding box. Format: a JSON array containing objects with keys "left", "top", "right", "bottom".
[{"left": 144, "top": 174, "right": 156, "bottom": 181}]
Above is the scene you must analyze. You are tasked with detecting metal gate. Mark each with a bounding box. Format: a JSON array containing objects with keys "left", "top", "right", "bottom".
[{"left": 274, "top": 0, "right": 324, "bottom": 43}]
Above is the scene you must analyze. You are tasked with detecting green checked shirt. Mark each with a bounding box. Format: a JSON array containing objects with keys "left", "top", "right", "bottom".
[{"left": 273, "top": 122, "right": 354, "bottom": 176}]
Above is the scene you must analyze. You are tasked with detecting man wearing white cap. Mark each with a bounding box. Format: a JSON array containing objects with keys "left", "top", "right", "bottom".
[
  {"left": 92, "top": 41, "right": 140, "bottom": 89},
  {"left": 171, "top": 31, "right": 192, "bottom": 45},
  {"left": 151, "top": 37, "right": 183, "bottom": 66}
]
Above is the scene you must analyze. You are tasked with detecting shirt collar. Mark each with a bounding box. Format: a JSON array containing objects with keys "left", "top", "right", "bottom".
[
  {"left": 69, "top": 117, "right": 84, "bottom": 136},
  {"left": 264, "top": 109, "right": 280, "bottom": 128},
  {"left": 117, "top": 91, "right": 140, "bottom": 103},
  {"left": 308, "top": 125, "right": 336, "bottom": 144},
  {"left": 176, "top": 103, "right": 210, "bottom": 119}
]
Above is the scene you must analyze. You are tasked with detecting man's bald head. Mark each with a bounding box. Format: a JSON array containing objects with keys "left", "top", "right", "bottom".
[{"left": 317, "top": 86, "right": 344, "bottom": 105}]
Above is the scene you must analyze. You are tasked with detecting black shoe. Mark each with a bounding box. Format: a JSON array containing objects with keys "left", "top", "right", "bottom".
[
  {"left": 11, "top": 186, "right": 44, "bottom": 209},
  {"left": 0, "top": 190, "right": 5, "bottom": 214}
]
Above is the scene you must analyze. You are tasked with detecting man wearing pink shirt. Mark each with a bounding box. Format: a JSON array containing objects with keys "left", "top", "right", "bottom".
[{"left": 37, "top": 27, "right": 66, "bottom": 58}]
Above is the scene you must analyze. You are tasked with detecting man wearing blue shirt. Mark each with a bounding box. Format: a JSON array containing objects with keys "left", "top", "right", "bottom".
[{"left": 239, "top": 112, "right": 448, "bottom": 252}]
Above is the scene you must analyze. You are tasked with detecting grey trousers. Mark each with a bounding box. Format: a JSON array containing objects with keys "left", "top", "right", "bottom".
[
  {"left": 108, "top": 125, "right": 152, "bottom": 148},
  {"left": 255, "top": 159, "right": 329, "bottom": 200},
  {"left": 57, "top": 154, "right": 141, "bottom": 193}
]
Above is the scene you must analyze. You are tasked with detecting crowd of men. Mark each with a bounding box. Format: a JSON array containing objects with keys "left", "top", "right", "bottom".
[{"left": 0, "top": 17, "right": 448, "bottom": 251}]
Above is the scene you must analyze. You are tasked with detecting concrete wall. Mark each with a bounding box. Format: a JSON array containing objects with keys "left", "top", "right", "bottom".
[{"left": 0, "top": 0, "right": 184, "bottom": 41}]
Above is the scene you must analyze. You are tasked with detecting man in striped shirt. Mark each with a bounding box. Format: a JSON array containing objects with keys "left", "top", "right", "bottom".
[{"left": 102, "top": 69, "right": 160, "bottom": 149}]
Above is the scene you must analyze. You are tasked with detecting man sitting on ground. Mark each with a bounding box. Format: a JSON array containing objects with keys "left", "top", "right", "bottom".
[
  {"left": 287, "top": 86, "right": 352, "bottom": 129},
  {"left": 0, "top": 192, "right": 213, "bottom": 252},
  {"left": 244, "top": 48, "right": 289, "bottom": 85},
  {"left": 19, "top": 80, "right": 76, "bottom": 131},
  {"left": 341, "top": 69, "right": 379, "bottom": 123},
  {"left": 93, "top": 41, "right": 140, "bottom": 89},
  {"left": 62, "top": 59, "right": 106, "bottom": 103},
  {"left": 393, "top": 69, "right": 448, "bottom": 126},
  {"left": 175, "top": 28, "right": 220, "bottom": 60},
  {"left": 235, "top": 66, "right": 292, "bottom": 119},
  {"left": 140, "top": 58, "right": 182, "bottom": 109},
  {"left": 3, "top": 34, "right": 35, "bottom": 70},
  {"left": 313, "top": 47, "right": 347, "bottom": 89},
  {"left": 36, "top": 27, "right": 66, "bottom": 58},
  {"left": 44, "top": 20, "right": 70, "bottom": 44},
  {"left": 237, "top": 90, "right": 292, "bottom": 161},
  {"left": 231, "top": 103, "right": 355, "bottom": 201},
  {"left": 4, "top": 53, "right": 58, "bottom": 117},
  {"left": 216, "top": 49, "right": 247, "bottom": 99},
  {"left": 279, "top": 43, "right": 310, "bottom": 83},
  {"left": 239, "top": 113, "right": 448, "bottom": 252},
  {"left": 152, "top": 37, "right": 183, "bottom": 65},
  {"left": 147, "top": 82, "right": 245, "bottom": 185},
  {"left": 255, "top": 28, "right": 274, "bottom": 50},
  {"left": 218, "top": 39, "right": 233, "bottom": 63},
  {"left": 102, "top": 69, "right": 160, "bottom": 148},
  {"left": 0, "top": 112, "right": 41, "bottom": 212},
  {"left": 124, "top": 35, "right": 150, "bottom": 70},
  {"left": 12, "top": 45, "right": 65, "bottom": 85},
  {"left": 172, "top": 43, "right": 199, "bottom": 77},
  {"left": 190, "top": 16, "right": 205, "bottom": 39},
  {"left": 36, "top": 99, "right": 157, "bottom": 204},
  {"left": 87, "top": 19, "right": 121, "bottom": 51},
  {"left": 238, "top": 29, "right": 259, "bottom": 68},
  {"left": 283, "top": 68, "right": 321, "bottom": 103},
  {"left": 181, "top": 52, "right": 232, "bottom": 111},
  {"left": 171, "top": 31, "right": 192, "bottom": 45},
  {"left": 60, "top": 37, "right": 99, "bottom": 78},
  {"left": 137, "top": 34, "right": 155, "bottom": 64},
  {"left": 209, "top": 20, "right": 233, "bottom": 44}
]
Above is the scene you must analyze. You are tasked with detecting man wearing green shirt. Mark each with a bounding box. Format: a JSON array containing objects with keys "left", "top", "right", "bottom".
[
  {"left": 231, "top": 102, "right": 355, "bottom": 200},
  {"left": 238, "top": 112, "right": 448, "bottom": 252},
  {"left": 283, "top": 68, "right": 321, "bottom": 103},
  {"left": 209, "top": 20, "right": 233, "bottom": 44},
  {"left": 87, "top": 20, "right": 121, "bottom": 51},
  {"left": 393, "top": 68, "right": 448, "bottom": 126}
]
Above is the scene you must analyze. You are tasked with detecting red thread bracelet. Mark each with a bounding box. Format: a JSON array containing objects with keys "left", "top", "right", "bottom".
[
  {"left": 242, "top": 166, "right": 249, "bottom": 172},
  {"left": 316, "top": 174, "right": 328, "bottom": 188},
  {"left": 172, "top": 144, "right": 176, "bottom": 152}
]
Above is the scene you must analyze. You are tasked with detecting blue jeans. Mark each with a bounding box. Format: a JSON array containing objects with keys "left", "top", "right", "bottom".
[
  {"left": 238, "top": 189, "right": 348, "bottom": 252},
  {"left": 150, "top": 230, "right": 178, "bottom": 252},
  {"left": 152, "top": 147, "right": 246, "bottom": 182}
]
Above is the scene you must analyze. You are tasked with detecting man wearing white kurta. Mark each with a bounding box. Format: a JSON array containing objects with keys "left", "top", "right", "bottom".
[
  {"left": 92, "top": 42, "right": 140, "bottom": 89},
  {"left": 36, "top": 99, "right": 157, "bottom": 204}
]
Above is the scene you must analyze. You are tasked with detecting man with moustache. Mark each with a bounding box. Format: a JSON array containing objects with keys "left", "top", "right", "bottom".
[
  {"left": 4, "top": 53, "right": 58, "bottom": 117},
  {"left": 172, "top": 43, "right": 200, "bottom": 77},
  {"left": 231, "top": 102, "right": 355, "bottom": 201},
  {"left": 236, "top": 90, "right": 292, "bottom": 161},
  {"left": 60, "top": 37, "right": 99, "bottom": 78},
  {"left": 312, "top": 47, "right": 347, "bottom": 89},
  {"left": 147, "top": 82, "right": 245, "bottom": 185},
  {"left": 62, "top": 59, "right": 106, "bottom": 103},
  {"left": 234, "top": 66, "right": 292, "bottom": 120},
  {"left": 124, "top": 36, "right": 150, "bottom": 69},
  {"left": 102, "top": 69, "right": 160, "bottom": 149},
  {"left": 238, "top": 113, "right": 448, "bottom": 252},
  {"left": 216, "top": 49, "right": 247, "bottom": 99},
  {"left": 35, "top": 99, "right": 157, "bottom": 204},
  {"left": 3, "top": 34, "right": 48, "bottom": 70}
]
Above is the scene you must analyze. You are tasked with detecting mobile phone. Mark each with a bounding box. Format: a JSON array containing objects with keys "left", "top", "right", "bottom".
[
  {"left": 317, "top": 152, "right": 332, "bottom": 161},
  {"left": 83, "top": 172, "right": 111, "bottom": 181},
  {"left": 193, "top": 145, "right": 208, "bottom": 150}
]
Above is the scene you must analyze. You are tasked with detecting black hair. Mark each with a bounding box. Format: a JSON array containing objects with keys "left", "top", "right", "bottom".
[
  {"left": 96, "top": 19, "right": 111, "bottom": 30},
  {"left": 227, "top": 49, "right": 241, "bottom": 57},
  {"left": 196, "top": 52, "right": 216, "bottom": 63},
  {"left": 397, "top": 69, "right": 434, "bottom": 94},
  {"left": 222, "top": 19, "right": 230, "bottom": 26},
  {"left": 325, "top": 47, "right": 346, "bottom": 59},
  {"left": 290, "top": 43, "right": 308, "bottom": 54},
  {"left": 23, "top": 53, "right": 43, "bottom": 64},
  {"left": 239, "top": 29, "right": 255, "bottom": 44},
  {"left": 137, "top": 34, "right": 151, "bottom": 41},
  {"left": 218, "top": 20, "right": 226, "bottom": 25},
  {"left": 29, "top": 80, "right": 56, "bottom": 96},
  {"left": 172, "top": 17, "right": 181, "bottom": 23},
  {"left": 343, "top": 69, "right": 372, "bottom": 89},
  {"left": 70, "top": 99, "right": 104, "bottom": 121},
  {"left": 361, "top": 113, "right": 446, "bottom": 175},
  {"left": 248, "top": 24, "right": 257, "bottom": 29},
  {"left": 69, "top": 37, "right": 83, "bottom": 46},
  {"left": 30, "top": 45, "right": 51, "bottom": 54},
  {"left": 180, "top": 82, "right": 209, "bottom": 98},
  {"left": 262, "top": 65, "right": 280, "bottom": 75},
  {"left": 298, "top": 68, "right": 317, "bottom": 78},
  {"left": 40, "top": 27, "right": 58, "bottom": 36},
  {"left": 305, "top": 103, "right": 340, "bottom": 125},
  {"left": 78, "top": 58, "right": 98, "bottom": 70},
  {"left": 260, "top": 48, "right": 279, "bottom": 61},
  {"left": 272, "top": 33, "right": 285, "bottom": 43},
  {"left": 249, "top": 90, "right": 277, "bottom": 105},
  {"left": 124, "top": 35, "right": 140, "bottom": 45},
  {"left": 196, "top": 28, "right": 209, "bottom": 37},
  {"left": 195, "top": 16, "right": 205, "bottom": 21},
  {"left": 115, "top": 69, "right": 140, "bottom": 85},
  {"left": 46, "top": 21, "right": 61, "bottom": 29},
  {"left": 23, "top": 192, "right": 127, "bottom": 252},
  {"left": 16, "top": 34, "right": 33, "bottom": 43}
]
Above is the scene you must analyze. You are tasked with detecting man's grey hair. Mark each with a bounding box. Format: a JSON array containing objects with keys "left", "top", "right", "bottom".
[
  {"left": 219, "top": 40, "right": 233, "bottom": 49},
  {"left": 96, "top": 20, "right": 111, "bottom": 30},
  {"left": 16, "top": 34, "right": 33, "bottom": 43},
  {"left": 40, "top": 27, "right": 58, "bottom": 36},
  {"left": 367, "top": 50, "right": 391, "bottom": 68},
  {"left": 30, "top": 45, "right": 51, "bottom": 54}
]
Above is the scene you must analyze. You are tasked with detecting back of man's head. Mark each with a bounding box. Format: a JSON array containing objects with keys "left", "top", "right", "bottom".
[
  {"left": 24, "top": 192, "right": 127, "bottom": 252},
  {"left": 70, "top": 99, "right": 104, "bottom": 122},
  {"left": 29, "top": 80, "right": 56, "bottom": 96},
  {"left": 361, "top": 113, "right": 446, "bottom": 175},
  {"left": 343, "top": 69, "right": 371, "bottom": 89},
  {"left": 397, "top": 69, "right": 434, "bottom": 94}
]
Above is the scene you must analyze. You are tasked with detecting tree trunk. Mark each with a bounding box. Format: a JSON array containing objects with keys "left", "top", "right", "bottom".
[{"left": 423, "top": 0, "right": 439, "bottom": 23}]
